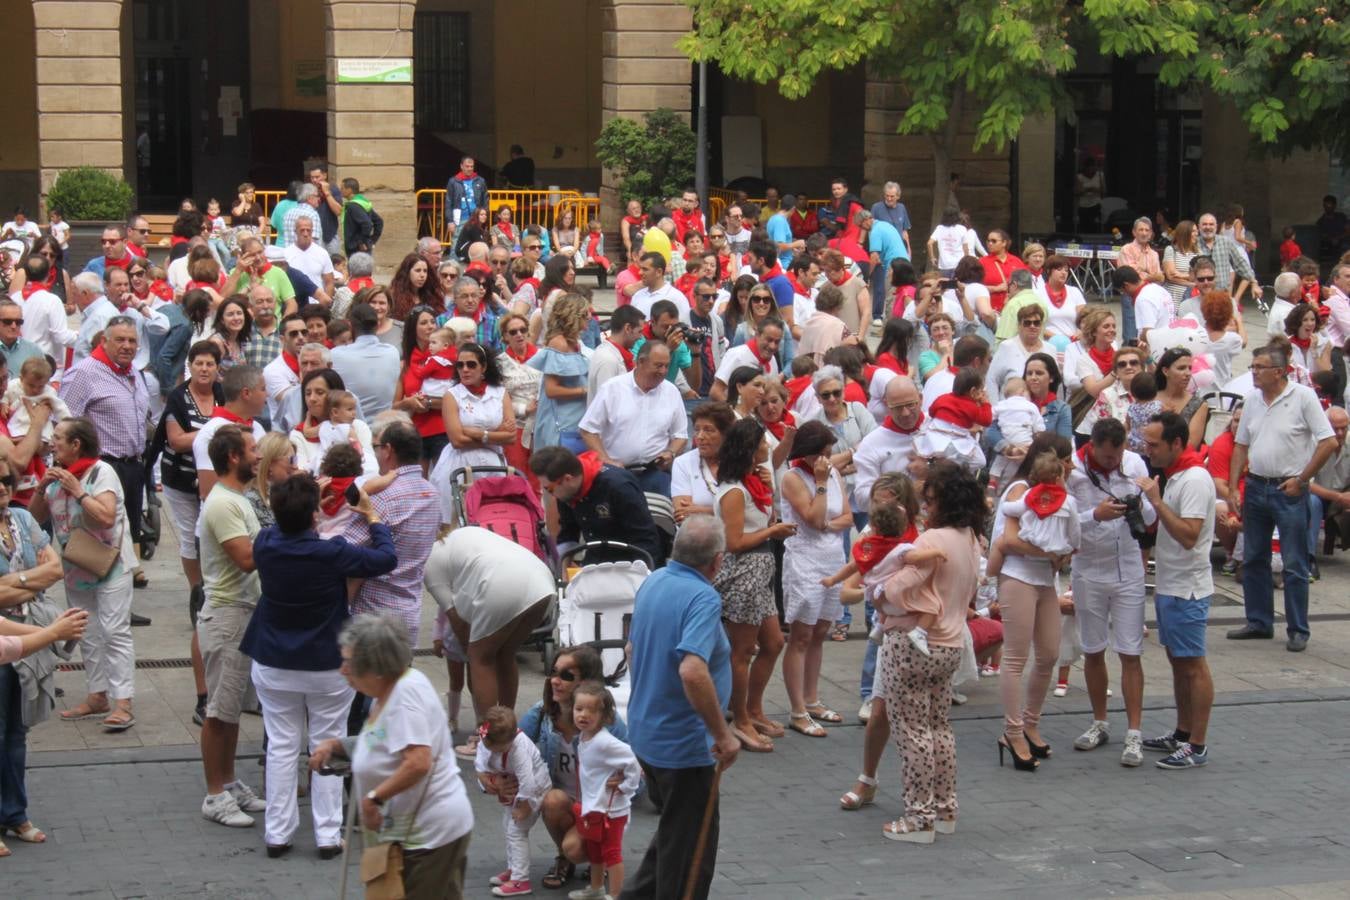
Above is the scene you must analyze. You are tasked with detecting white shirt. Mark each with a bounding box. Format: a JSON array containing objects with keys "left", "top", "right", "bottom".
[
  {"left": 1132, "top": 282, "right": 1175, "bottom": 335},
  {"left": 1154, "top": 465, "right": 1215, "bottom": 600},
  {"left": 283, "top": 241, "right": 333, "bottom": 286},
  {"left": 578, "top": 371, "right": 687, "bottom": 466},
  {"left": 921, "top": 368, "right": 955, "bottom": 414},
  {"left": 167, "top": 256, "right": 192, "bottom": 295},
  {"left": 985, "top": 339, "right": 1041, "bottom": 402},
  {"left": 587, "top": 340, "right": 629, "bottom": 403},
  {"left": 928, "top": 224, "right": 967, "bottom": 270},
  {"left": 714, "top": 343, "right": 779, "bottom": 385},
  {"left": 670, "top": 448, "right": 718, "bottom": 508},
  {"left": 630, "top": 283, "right": 691, "bottom": 325},
  {"left": 1236, "top": 381, "right": 1334, "bottom": 478},
  {"left": 1204, "top": 331, "right": 1244, "bottom": 387},
  {"left": 191, "top": 414, "right": 269, "bottom": 476},
  {"left": 868, "top": 367, "right": 898, "bottom": 423},
  {"left": 576, "top": 729, "right": 641, "bottom": 817},
  {"left": 1035, "top": 284, "right": 1086, "bottom": 338},
  {"left": 1267, "top": 298, "right": 1295, "bottom": 340},
  {"left": 1315, "top": 440, "right": 1350, "bottom": 492},
  {"left": 2, "top": 221, "right": 40, "bottom": 244},
  {"left": 262, "top": 354, "right": 299, "bottom": 422},
  {"left": 1067, "top": 448, "right": 1156, "bottom": 583},
  {"left": 12, "top": 288, "right": 77, "bottom": 367},
  {"left": 852, "top": 424, "right": 918, "bottom": 509}
]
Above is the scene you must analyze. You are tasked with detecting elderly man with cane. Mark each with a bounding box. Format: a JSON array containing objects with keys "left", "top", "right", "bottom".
[{"left": 624, "top": 514, "right": 737, "bottom": 900}]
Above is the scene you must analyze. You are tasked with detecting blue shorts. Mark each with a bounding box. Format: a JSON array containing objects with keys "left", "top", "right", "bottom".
[{"left": 1154, "top": 593, "right": 1211, "bottom": 658}]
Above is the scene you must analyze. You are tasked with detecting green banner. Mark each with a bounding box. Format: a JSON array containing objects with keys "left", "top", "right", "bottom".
[{"left": 336, "top": 58, "right": 413, "bottom": 84}]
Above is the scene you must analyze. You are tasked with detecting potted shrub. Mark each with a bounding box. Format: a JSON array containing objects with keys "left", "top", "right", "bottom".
[
  {"left": 44, "top": 166, "right": 135, "bottom": 266},
  {"left": 595, "top": 107, "right": 696, "bottom": 210}
]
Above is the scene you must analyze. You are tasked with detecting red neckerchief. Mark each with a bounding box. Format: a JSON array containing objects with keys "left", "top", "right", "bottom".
[
  {"left": 758, "top": 263, "right": 784, "bottom": 284},
  {"left": 876, "top": 352, "right": 908, "bottom": 375},
  {"left": 348, "top": 276, "right": 374, "bottom": 294},
  {"left": 22, "top": 267, "right": 57, "bottom": 298},
  {"left": 281, "top": 351, "right": 300, "bottom": 375},
  {"left": 320, "top": 476, "right": 355, "bottom": 516},
  {"left": 1087, "top": 343, "right": 1115, "bottom": 376},
  {"left": 255, "top": 262, "right": 273, "bottom": 276},
  {"left": 148, "top": 279, "right": 173, "bottom": 300},
  {"left": 91, "top": 343, "right": 132, "bottom": 376},
  {"left": 784, "top": 374, "right": 812, "bottom": 408},
  {"left": 575, "top": 451, "right": 605, "bottom": 503},
  {"left": 763, "top": 410, "right": 795, "bottom": 441},
  {"left": 103, "top": 252, "right": 133, "bottom": 271},
  {"left": 64, "top": 457, "right": 98, "bottom": 484},
  {"left": 1027, "top": 267, "right": 1043, "bottom": 280},
  {"left": 1030, "top": 391, "right": 1055, "bottom": 412},
  {"left": 497, "top": 222, "right": 515, "bottom": 243},
  {"left": 128, "top": 243, "right": 149, "bottom": 258},
  {"left": 948, "top": 365, "right": 961, "bottom": 377},
  {"left": 1076, "top": 443, "right": 1113, "bottom": 475},
  {"left": 852, "top": 534, "right": 902, "bottom": 576},
  {"left": 213, "top": 406, "right": 254, "bottom": 429},
  {"left": 613, "top": 336, "right": 637, "bottom": 371},
  {"left": 882, "top": 411, "right": 924, "bottom": 434},
  {"left": 131, "top": 286, "right": 151, "bottom": 301},
  {"left": 1045, "top": 284, "right": 1068, "bottom": 308},
  {"left": 929, "top": 394, "right": 992, "bottom": 429},
  {"left": 1164, "top": 448, "right": 1206, "bottom": 477},
  {"left": 1290, "top": 334, "right": 1312, "bottom": 350},
  {"left": 454, "top": 171, "right": 477, "bottom": 182},
  {"left": 506, "top": 342, "right": 538, "bottom": 364},
  {"left": 1302, "top": 282, "right": 1322, "bottom": 305},
  {"left": 741, "top": 470, "right": 773, "bottom": 514},
  {"left": 461, "top": 380, "right": 487, "bottom": 397},
  {"left": 1023, "top": 482, "right": 1067, "bottom": 518},
  {"left": 717, "top": 253, "right": 734, "bottom": 282},
  {"left": 516, "top": 277, "right": 541, "bottom": 295},
  {"left": 785, "top": 272, "right": 811, "bottom": 298},
  {"left": 746, "top": 338, "right": 774, "bottom": 372},
  {"left": 294, "top": 416, "right": 321, "bottom": 443},
  {"left": 827, "top": 270, "right": 852, "bottom": 287},
  {"left": 623, "top": 215, "right": 644, "bottom": 230}
]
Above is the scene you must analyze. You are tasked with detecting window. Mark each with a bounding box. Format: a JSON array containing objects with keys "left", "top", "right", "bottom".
[{"left": 414, "top": 12, "right": 470, "bottom": 131}]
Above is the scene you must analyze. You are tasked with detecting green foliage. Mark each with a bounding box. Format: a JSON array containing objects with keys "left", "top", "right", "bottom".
[
  {"left": 595, "top": 109, "right": 697, "bottom": 207},
  {"left": 44, "top": 167, "right": 134, "bottom": 221}
]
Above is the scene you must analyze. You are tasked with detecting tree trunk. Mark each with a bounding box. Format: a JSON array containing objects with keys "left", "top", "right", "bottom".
[{"left": 927, "top": 86, "right": 965, "bottom": 235}]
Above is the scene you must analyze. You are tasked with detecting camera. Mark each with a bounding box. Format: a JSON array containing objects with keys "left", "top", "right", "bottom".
[
  {"left": 1120, "top": 494, "right": 1150, "bottom": 542},
  {"left": 670, "top": 324, "right": 709, "bottom": 346}
]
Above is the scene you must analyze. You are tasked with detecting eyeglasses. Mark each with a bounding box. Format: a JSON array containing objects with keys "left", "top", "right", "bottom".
[
  {"left": 0, "top": 318, "right": 23, "bottom": 326},
  {"left": 550, "top": 667, "right": 577, "bottom": 682},
  {"left": 1115, "top": 360, "right": 1140, "bottom": 369},
  {"left": 819, "top": 389, "right": 843, "bottom": 400},
  {"left": 1195, "top": 275, "right": 1215, "bottom": 282},
  {"left": 372, "top": 442, "right": 388, "bottom": 450},
  {"left": 491, "top": 259, "right": 508, "bottom": 267},
  {"left": 440, "top": 271, "right": 458, "bottom": 280},
  {"left": 100, "top": 239, "right": 120, "bottom": 245},
  {"left": 1249, "top": 363, "right": 1282, "bottom": 373},
  {"left": 130, "top": 227, "right": 150, "bottom": 234},
  {"left": 696, "top": 292, "right": 718, "bottom": 300},
  {"left": 751, "top": 295, "right": 773, "bottom": 304},
  {"left": 1021, "top": 319, "right": 1043, "bottom": 327},
  {"left": 506, "top": 327, "right": 528, "bottom": 337},
  {"left": 284, "top": 329, "right": 306, "bottom": 339},
  {"left": 129, "top": 270, "right": 147, "bottom": 277},
  {"left": 524, "top": 244, "right": 542, "bottom": 251},
  {"left": 454, "top": 359, "right": 480, "bottom": 370},
  {"left": 888, "top": 400, "right": 921, "bottom": 412}
]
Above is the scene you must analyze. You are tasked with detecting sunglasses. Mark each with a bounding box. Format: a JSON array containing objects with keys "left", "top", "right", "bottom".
[
  {"left": 696, "top": 292, "right": 718, "bottom": 300},
  {"left": 1195, "top": 276, "right": 1215, "bottom": 283},
  {"left": 0, "top": 476, "right": 14, "bottom": 490},
  {"left": 506, "top": 327, "right": 528, "bottom": 337},
  {"left": 524, "top": 244, "right": 542, "bottom": 251},
  {"left": 284, "top": 329, "right": 306, "bottom": 339},
  {"left": 550, "top": 667, "right": 577, "bottom": 682},
  {"left": 1022, "top": 319, "right": 1043, "bottom": 326},
  {"left": 100, "top": 239, "right": 120, "bottom": 245},
  {"left": 129, "top": 270, "right": 147, "bottom": 277},
  {"left": 1116, "top": 360, "right": 1140, "bottom": 369},
  {"left": 454, "top": 359, "right": 481, "bottom": 370},
  {"left": 0, "top": 318, "right": 23, "bottom": 326},
  {"left": 818, "top": 389, "right": 843, "bottom": 400},
  {"left": 751, "top": 295, "right": 773, "bottom": 304},
  {"left": 440, "top": 271, "right": 459, "bottom": 279},
  {"left": 130, "top": 227, "right": 150, "bottom": 234}
]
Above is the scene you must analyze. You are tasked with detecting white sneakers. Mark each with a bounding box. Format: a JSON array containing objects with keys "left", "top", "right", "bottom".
[
  {"left": 1120, "top": 731, "right": 1144, "bottom": 767},
  {"left": 229, "top": 780, "right": 266, "bottom": 812},
  {"left": 203, "top": 791, "right": 254, "bottom": 827},
  {"left": 857, "top": 700, "right": 873, "bottom": 723},
  {"left": 1073, "top": 720, "right": 1110, "bottom": 751}
]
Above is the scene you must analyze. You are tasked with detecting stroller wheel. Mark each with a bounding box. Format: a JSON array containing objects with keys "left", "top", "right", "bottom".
[
  {"left": 540, "top": 639, "right": 556, "bottom": 677},
  {"left": 140, "top": 541, "right": 156, "bottom": 560}
]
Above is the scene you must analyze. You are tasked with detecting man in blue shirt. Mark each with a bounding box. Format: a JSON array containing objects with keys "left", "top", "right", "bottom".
[
  {"left": 869, "top": 215, "right": 908, "bottom": 322},
  {"left": 870, "top": 181, "right": 913, "bottom": 258},
  {"left": 765, "top": 199, "right": 805, "bottom": 269},
  {"left": 625, "top": 515, "right": 737, "bottom": 900},
  {"left": 329, "top": 303, "right": 400, "bottom": 418},
  {"left": 749, "top": 242, "right": 796, "bottom": 332}
]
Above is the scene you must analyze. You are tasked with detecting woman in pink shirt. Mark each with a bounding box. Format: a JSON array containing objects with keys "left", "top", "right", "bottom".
[{"left": 874, "top": 460, "right": 984, "bottom": 843}]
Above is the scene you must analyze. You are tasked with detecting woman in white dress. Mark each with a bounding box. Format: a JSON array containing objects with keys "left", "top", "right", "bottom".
[
  {"left": 778, "top": 422, "right": 852, "bottom": 737},
  {"left": 430, "top": 342, "right": 517, "bottom": 524},
  {"left": 288, "top": 369, "right": 348, "bottom": 473},
  {"left": 670, "top": 402, "right": 736, "bottom": 524},
  {"left": 495, "top": 313, "right": 543, "bottom": 487},
  {"left": 1035, "top": 255, "right": 1086, "bottom": 341}
]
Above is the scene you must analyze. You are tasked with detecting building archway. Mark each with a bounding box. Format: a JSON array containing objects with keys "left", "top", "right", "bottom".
[{"left": 1, "top": 0, "right": 40, "bottom": 213}]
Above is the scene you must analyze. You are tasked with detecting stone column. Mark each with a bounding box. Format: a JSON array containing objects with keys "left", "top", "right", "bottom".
[
  {"left": 599, "top": 0, "right": 692, "bottom": 231},
  {"left": 325, "top": 0, "right": 417, "bottom": 275},
  {"left": 33, "top": 0, "right": 126, "bottom": 202}
]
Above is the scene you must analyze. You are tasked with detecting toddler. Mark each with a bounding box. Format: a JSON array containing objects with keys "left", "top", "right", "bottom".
[
  {"left": 581, "top": 219, "right": 614, "bottom": 274},
  {"left": 316, "top": 390, "right": 378, "bottom": 477},
  {"left": 1124, "top": 371, "right": 1161, "bottom": 460},
  {"left": 205, "top": 198, "right": 227, "bottom": 235},
  {"left": 47, "top": 209, "right": 69, "bottom": 250},
  {"left": 414, "top": 328, "right": 459, "bottom": 400},
  {"left": 1053, "top": 589, "right": 1080, "bottom": 697},
  {"left": 5, "top": 357, "right": 69, "bottom": 445},
  {"left": 315, "top": 444, "right": 365, "bottom": 538},
  {"left": 988, "top": 377, "right": 1045, "bottom": 491},
  {"left": 1278, "top": 226, "right": 1302, "bottom": 268},
  {"left": 916, "top": 368, "right": 992, "bottom": 473},
  {"left": 326, "top": 319, "right": 352, "bottom": 346},
  {"left": 476, "top": 705, "right": 551, "bottom": 898},
  {"left": 570, "top": 682, "right": 641, "bottom": 900},
  {"left": 986, "top": 452, "right": 1081, "bottom": 577},
  {"left": 431, "top": 610, "right": 467, "bottom": 739},
  {"left": 823, "top": 499, "right": 945, "bottom": 655}
]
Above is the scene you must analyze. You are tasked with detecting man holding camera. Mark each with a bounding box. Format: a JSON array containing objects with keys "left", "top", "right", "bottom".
[{"left": 1067, "top": 418, "right": 1156, "bottom": 767}]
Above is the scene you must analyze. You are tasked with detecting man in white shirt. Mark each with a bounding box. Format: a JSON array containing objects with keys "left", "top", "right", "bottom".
[
  {"left": 1136, "top": 411, "right": 1217, "bottom": 770},
  {"left": 282, "top": 218, "right": 334, "bottom": 298},
  {"left": 921, "top": 335, "right": 990, "bottom": 414},
  {"left": 630, "top": 252, "right": 690, "bottom": 324},
  {"left": 281, "top": 183, "right": 323, "bottom": 249},
  {"left": 75, "top": 268, "right": 170, "bottom": 370},
  {"left": 1, "top": 209, "right": 41, "bottom": 247},
  {"left": 579, "top": 342, "right": 687, "bottom": 496},
  {"left": 710, "top": 318, "right": 783, "bottom": 401},
  {"left": 1323, "top": 262, "right": 1350, "bottom": 348},
  {"left": 1225, "top": 344, "right": 1336, "bottom": 652},
  {"left": 1113, "top": 266, "right": 1174, "bottom": 348},
  {"left": 587, "top": 305, "right": 644, "bottom": 402},
  {"left": 15, "top": 255, "right": 77, "bottom": 370},
  {"left": 192, "top": 365, "right": 270, "bottom": 500},
  {"left": 1066, "top": 418, "right": 1156, "bottom": 767},
  {"left": 1267, "top": 271, "right": 1301, "bottom": 340},
  {"left": 262, "top": 314, "right": 309, "bottom": 423},
  {"left": 852, "top": 376, "right": 923, "bottom": 509},
  {"left": 272, "top": 342, "right": 334, "bottom": 434},
  {"left": 1309, "top": 407, "right": 1350, "bottom": 565}
]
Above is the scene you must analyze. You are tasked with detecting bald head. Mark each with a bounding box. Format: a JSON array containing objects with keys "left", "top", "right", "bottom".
[
  {"left": 883, "top": 376, "right": 922, "bottom": 430},
  {"left": 467, "top": 242, "right": 490, "bottom": 263}
]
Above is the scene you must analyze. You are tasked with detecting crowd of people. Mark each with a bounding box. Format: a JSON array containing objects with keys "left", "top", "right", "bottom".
[{"left": 0, "top": 161, "right": 1346, "bottom": 898}]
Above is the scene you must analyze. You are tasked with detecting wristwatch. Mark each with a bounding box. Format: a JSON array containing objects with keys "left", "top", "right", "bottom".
[
  {"left": 366, "top": 790, "right": 384, "bottom": 806},
  {"left": 17, "top": 571, "right": 28, "bottom": 587},
  {"left": 815, "top": 485, "right": 827, "bottom": 495}
]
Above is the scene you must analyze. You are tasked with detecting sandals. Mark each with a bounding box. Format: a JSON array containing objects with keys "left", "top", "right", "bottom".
[
  {"left": 1, "top": 822, "right": 46, "bottom": 843},
  {"left": 830, "top": 622, "right": 849, "bottom": 642},
  {"left": 789, "top": 712, "right": 826, "bottom": 738},
  {"left": 132, "top": 571, "right": 150, "bottom": 589},
  {"left": 60, "top": 702, "right": 110, "bottom": 721},
  {"left": 453, "top": 734, "right": 480, "bottom": 761},
  {"left": 882, "top": 818, "right": 935, "bottom": 844},
  {"left": 0, "top": 837, "right": 8, "bottom": 858},
  {"left": 751, "top": 718, "right": 785, "bottom": 739},
  {"left": 101, "top": 708, "right": 136, "bottom": 732},
  {"left": 839, "top": 774, "right": 878, "bottom": 810},
  {"left": 541, "top": 855, "right": 575, "bottom": 889},
  {"left": 804, "top": 703, "right": 842, "bottom": 724},
  {"left": 732, "top": 727, "right": 773, "bottom": 753}
]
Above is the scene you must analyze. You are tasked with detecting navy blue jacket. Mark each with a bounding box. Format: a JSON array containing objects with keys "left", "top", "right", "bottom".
[{"left": 240, "top": 523, "right": 397, "bottom": 671}]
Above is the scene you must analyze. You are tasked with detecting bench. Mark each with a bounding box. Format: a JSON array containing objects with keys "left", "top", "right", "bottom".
[
  {"left": 575, "top": 264, "right": 609, "bottom": 288},
  {"left": 142, "top": 213, "right": 178, "bottom": 248}
]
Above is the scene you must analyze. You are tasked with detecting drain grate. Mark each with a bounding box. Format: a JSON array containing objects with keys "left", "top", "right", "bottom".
[{"left": 58, "top": 647, "right": 440, "bottom": 673}]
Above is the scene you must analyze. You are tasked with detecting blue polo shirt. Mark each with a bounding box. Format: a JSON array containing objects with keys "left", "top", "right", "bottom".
[
  {"left": 766, "top": 212, "right": 794, "bottom": 268},
  {"left": 626, "top": 560, "right": 731, "bottom": 769},
  {"left": 869, "top": 220, "right": 908, "bottom": 265}
]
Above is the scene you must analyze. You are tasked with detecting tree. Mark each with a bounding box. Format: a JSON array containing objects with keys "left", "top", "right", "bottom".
[{"left": 595, "top": 108, "right": 698, "bottom": 208}]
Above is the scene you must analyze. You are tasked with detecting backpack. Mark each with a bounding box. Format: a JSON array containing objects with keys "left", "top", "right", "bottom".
[{"left": 368, "top": 207, "right": 384, "bottom": 245}]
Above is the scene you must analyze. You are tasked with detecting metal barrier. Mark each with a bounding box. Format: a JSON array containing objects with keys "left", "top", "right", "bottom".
[
  {"left": 706, "top": 188, "right": 828, "bottom": 227},
  {"left": 416, "top": 188, "right": 598, "bottom": 243},
  {"left": 253, "top": 191, "right": 285, "bottom": 222}
]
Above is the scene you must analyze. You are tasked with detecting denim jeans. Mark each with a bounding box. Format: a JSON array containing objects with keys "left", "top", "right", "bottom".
[
  {"left": 1307, "top": 493, "right": 1324, "bottom": 557},
  {"left": 871, "top": 265, "right": 889, "bottom": 321},
  {"left": 1241, "top": 477, "right": 1311, "bottom": 637},
  {"left": 1120, "top": 291, "right": 1138, "bottom": 343},
  {"left": 860, "top": 602, "right": 878, "bottom": 701},
  {"left": 0, "top": 663, "right": 28, "bottom": 827}
]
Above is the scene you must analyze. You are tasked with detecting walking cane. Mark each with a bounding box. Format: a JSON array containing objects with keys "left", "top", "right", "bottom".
[
  {"left": 680, "top": 760, "right": 725, "bottom": 900},
  {"left": 338, "top": 777, "right": 360, "bottom": 898}
]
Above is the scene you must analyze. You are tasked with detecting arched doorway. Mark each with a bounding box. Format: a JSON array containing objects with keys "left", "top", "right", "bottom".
[{"left": 2, "top": 0, "right": 40, "bottom": 214}]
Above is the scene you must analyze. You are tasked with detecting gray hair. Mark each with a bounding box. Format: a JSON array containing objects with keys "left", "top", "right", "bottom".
[
  {"left": 105, "top": 315, "right": 138, "bottom": 333},
  {"left": 370, "top": 408, "right": 414, "bottom": 441},
  {"left": 296, "top": 183, "right": 319, "bottom": 203},
  {"left": 452, "top": 275, "right": 480, "bottom": 297},
  {"left": 812, "top": 364, "right": 845, "bottom": 392},
  {"left": 1274, "top": 271, "right": 1301, "bottom": 300},
  {"left": 466, "top": 242, "right": 489, "bottom": 262},
  {"left": 883, "top": 181, "right": 901, "bottom": 194},
  {"left": 348, "top": 252, "right": 374, "bottom": 277},
  {"left": 1133, "top": 216, "right": 1152, "bottom": 230},
  {"left": 299, "top": 341, "right": 330, "bottom": 364},
  {"left": 1009, "top": 268, "right": 1035, "bottom": 292},
  {"left": 671, "top": 514, "right": 726, "bottom": 568},
  {"left": 1254, "top": 344, "right": 1289, "bottom": 370},
  {"left": 73, "top": 271, "right": 102, "bottom": 296},
  {"left": 416, "top": 236, "right": 440, "bottom": 255},
  {"left": 338, "top": 613, "right": 413, "bottom": 679}
]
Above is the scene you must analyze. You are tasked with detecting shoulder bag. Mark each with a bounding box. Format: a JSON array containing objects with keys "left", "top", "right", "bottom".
[
  {"left": 360, "top": 754, "right": 439, "bottom": 900},
  {"left": 60, "top": 470, "right": 122, "bottom": 579}
]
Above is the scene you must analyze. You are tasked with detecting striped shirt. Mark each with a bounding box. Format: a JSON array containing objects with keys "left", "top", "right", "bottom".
[
  {"left": 340, "top": 465, "right": 441, "bottom": 644},
  {"left": 1195, "top": 233, "right": 1257, "bottom": 295},
  {"left": 242, "top": 331, "right": 282, "bottom": 369},
  {"left": 59, "top": 355, "right": 151, "bottom": 458}
]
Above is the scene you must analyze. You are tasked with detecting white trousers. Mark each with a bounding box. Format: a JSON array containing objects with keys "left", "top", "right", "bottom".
[
  {"left": 504, "top": 804, "right": 540, "bottom": 881},
  {"left": 251, "top": 662, "right": 354, "bottom": 847},
  {"left": 67, "top": 571, "right": 136, "bottom": 701}
]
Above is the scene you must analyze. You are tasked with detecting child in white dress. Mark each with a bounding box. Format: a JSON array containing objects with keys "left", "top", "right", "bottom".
[
  {"left": 476, "top": 705, "right": 552, "bottom": 897},
  {"left": 986, "top": 453, "right": 1081, "bottom": 577},
  {"left": 916, "top": 368, "right": 992, "bottom": 473},
  {"left": 4, "top": 357, "right": 69, "bottom": 445},
  {"left": 988, "top": 377, "right": 1045, "bottom": 491},
  {"left": 315, "top": 390, "right": 378, "bottom": 477},
  {"left": 415, "top": 328, "right": 459, "bottom": 400},
  {"left": 571, "top": 682, "right": 641, "bottom": 900}
]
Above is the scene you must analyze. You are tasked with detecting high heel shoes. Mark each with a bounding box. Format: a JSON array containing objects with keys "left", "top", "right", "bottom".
[
  {"left": 1025, "top": 736, "right": 1052, "bottom": 759},
  {"left": 997, "top": 732, "right": 1038, "bottom": 771}
]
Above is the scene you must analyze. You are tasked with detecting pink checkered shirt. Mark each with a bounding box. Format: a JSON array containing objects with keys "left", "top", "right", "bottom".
[
  {"left": 59, "top": 355, "right": 151, "bottom": 459},
  {"left": 341, "top": 465, "right": 441, "bottom": 645}
]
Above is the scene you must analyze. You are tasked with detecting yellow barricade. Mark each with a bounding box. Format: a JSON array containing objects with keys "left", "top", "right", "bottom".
[{"left": 417, "top": 188, "right": 596, "bottom": 243}]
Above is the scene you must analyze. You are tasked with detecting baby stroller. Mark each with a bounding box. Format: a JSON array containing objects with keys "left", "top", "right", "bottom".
[
  {"left": 451, "top": 465, "right": 559, "bottom": 669},
  {"left": 557, "top": 541, "right": 652, "bottom": 721}
]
